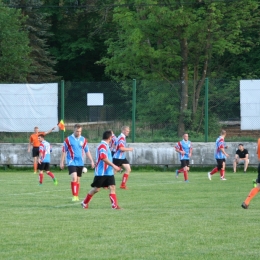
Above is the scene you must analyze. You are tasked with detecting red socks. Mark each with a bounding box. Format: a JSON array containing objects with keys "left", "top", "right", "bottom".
[
  {"left": 76, "top": 183, "right": 80, "bottom": 196},
  {"left": 109, "top": 193, "right": 118, "bottom": 208},
  {"left": 39, "top": 173, "right": 43, "bottom": 184},
  {"left": 121, "top": 173, "right": 129, "bottom": 187},
  {"left": 183, "top": 171, "right": 188, "bottom": 181},
  {"left": 47, "top": 171, "right": 55, "bottom": 179},
  {"left": 71, "top": 182, "right": 77, "bottom": 196},
  {"left": 210, "top": 167, "right": 219, "bottom": 175},
  {"left": 83, "top": 193, "right": 93, "bottom": 204}
]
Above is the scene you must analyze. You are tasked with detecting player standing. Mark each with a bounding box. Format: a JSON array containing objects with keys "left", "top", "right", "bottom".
[
  {"left": 81, "top": 130, "right": 121, "bottom": 209},
  {"left": 28, "top": 126, "right": 55, "bottom": 174},
  {"left": 60, "top": 124, "right": 95, "bottom": 201},
  {"left": 175, "top": 133, "right": 192, "bottom": 182},
  {"left": 113, "top": 126, "right": 134, "bottom": 189},
  {"left": 37, "top": 134, "right": 58, "bottom": 185},
  {"left": 109, "top": 130, "right": 117, "bottom": 157},
  {"left": 208, "top": 130, "right": 229, "bottom": 181}
]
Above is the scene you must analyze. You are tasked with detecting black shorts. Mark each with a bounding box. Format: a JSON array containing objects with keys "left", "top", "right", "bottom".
[
  {"left": 32, "top": 147, "right": 39, "bottom": 157},
  {"left": 38, "top": 162, "right": 50, "bottom": 171},
  {"left": 68, "top": 166, "right": 83, "bottom": 177},
  {"left": 180, "top": 160, "right": 189, "bottom": 168},
  {"left": 216, "top": 159, "right": 226, "bottom": 170},
  {"left": 113, "top": 158, "right": 129, "bottom": 166},
  {"left": 91, "top": 175, "right": 116, "bottom": 188}
]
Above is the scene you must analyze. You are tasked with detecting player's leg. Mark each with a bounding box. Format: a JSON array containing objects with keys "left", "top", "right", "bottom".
[
  {"left": 46, "top": 164, "right": 58, "bottom": 185},
  {"left": 120, "top": 163, "right": 131, "bottom": 189},
  {"left": 69, "top": 166, "right": 79, "bottom": 201},
  {"left": 175, "top": 162, "right": 184, "bottom": 178},
  {"left": 32, "top": 147, "right": 39, "bottom": 174},
  {"left": 220, "top": 160, "right": 226, "bottom": 180},
  {"left": 242, "top": 164, "right": 260, "bottom": 209},
  {"left": 38, "top": 169, "right": 44, "bottom": 185},
  {"left": 182, "top": 160, "right": 189, "bottom": 182},
  {"left": 81, "top": 176, "right": 102, "bottom": 209},
  {"left": 207, "top": 160, "right": 219, "bottom": 180}
]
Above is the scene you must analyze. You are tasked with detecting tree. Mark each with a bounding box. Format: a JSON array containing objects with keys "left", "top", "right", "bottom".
[
  {"left": 0, "top": 4, "right": 32, "bottom": 82},
  {"left": 6, "top": 0, "right": 59, "bottom": 82},
  {"left": 99, "top": 0, "right": 259, "bottom": 136}
]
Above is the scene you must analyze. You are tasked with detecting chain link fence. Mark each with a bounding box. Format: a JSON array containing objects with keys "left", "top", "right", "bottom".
[{"left": 1, "top": 79, "right": 258, "bottom": 143}]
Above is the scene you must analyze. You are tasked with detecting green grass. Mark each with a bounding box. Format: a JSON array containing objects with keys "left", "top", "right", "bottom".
[{"left": 0, "top": 168, "right": 259, "bottom": 260}]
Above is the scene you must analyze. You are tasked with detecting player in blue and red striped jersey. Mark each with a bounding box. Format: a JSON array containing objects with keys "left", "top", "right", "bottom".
[
  {"left": 37, "top": 134, "right": 57, "bottom": 186},
  {"left": 81, "top": 130, "right": 121, "bottom": 209},
  {"left": 175, "top": 133, "right": 192, "bottom": 182},
  {"left": 208, "top": 130, "right": 229, "bottom": 181},
  {"left": 109, "top": 130, "right": 117, "bottom": 157},
  {"left": 60, "top": 124, "right": 95, "bottom": 201},
  {"left": 113, "top": 126, "right": 134, "bottom": 189}
]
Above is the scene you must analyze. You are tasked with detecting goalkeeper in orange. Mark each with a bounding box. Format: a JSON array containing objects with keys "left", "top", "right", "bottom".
[{"left": 241, "top": 139, "right": 260, "bottom": 209}]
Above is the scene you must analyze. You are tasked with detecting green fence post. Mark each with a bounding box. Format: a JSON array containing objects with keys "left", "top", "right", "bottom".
[
  {"left": 61, "top": 80, "right": 65, "bottom": 143},
  {"left": 205, "top": 78, "right": 209, "bottom": 142},
  {"left": 132, "top": 79, "right": 136, "bottom": 143}
]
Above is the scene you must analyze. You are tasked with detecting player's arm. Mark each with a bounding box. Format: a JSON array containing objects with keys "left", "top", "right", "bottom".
[
  {"left": 119, "top": 146, "right": 133, "bottom": 152},
  {"left": 60, "top": 150, "right": 66, "bottom": 169},
  {"left": 102, "top": 157, "right": 120, "bottom": 172},
  {"left": 86, "top": 150, "right": 95, "bottom": 168},
  {"left": 189, "top": 147, "right": 192, "bottom": 158},
  {"left": 220, "top": 147, "right": 229, "bottom": 157},
  {"left": 44, "top": 127, "right": 56, "bottom": 135}
]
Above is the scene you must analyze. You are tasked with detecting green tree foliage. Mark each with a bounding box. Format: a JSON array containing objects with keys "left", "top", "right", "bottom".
[
  {"left": 99, "top": 0, "right": 259, "bottom": 136},
  {"left": 0, "top": 4, "right": 32, "bottom": 82},
  {"left": 43, "top": 0, "right": 115, "bottom": 81},
  {"left": 4, "top": 0, "right": 59, "bottom": 82}
]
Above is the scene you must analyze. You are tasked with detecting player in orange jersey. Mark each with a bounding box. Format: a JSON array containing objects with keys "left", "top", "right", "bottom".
[{"left": 28, "top": 126, "right": 55, "bottom": 174}]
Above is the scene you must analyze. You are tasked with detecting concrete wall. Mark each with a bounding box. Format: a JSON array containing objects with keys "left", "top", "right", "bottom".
[{"left": 0, "top": 142, "right": 258, "bottom": 167}]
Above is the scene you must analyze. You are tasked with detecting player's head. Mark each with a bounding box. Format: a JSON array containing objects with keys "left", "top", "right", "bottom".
[
  {"left": 221, "top": 130, "right": 226, "bottom": 137},
  {"left": 74, "top": 124, "right": 82, "bottom": 137},
  {"left": 34, "top": 126, "right": 39, "bottom": 133},
  {"left": 121, "top": 126, "right": 130, "bottom": 136},
  {"left": 183, "top": 133, "right": 189, "bottom": 141},
  {"left": 108, "top": 129, "right": 114, "bottom": 135},
  {"left": 103, "top": 130, "right": 112, "bottom": 141},
  {"left": 38, "top": 134, "right": 44, "bottom": 141},
  {"left": 238, "top": 144, "right": 244, "bottom": 150}
]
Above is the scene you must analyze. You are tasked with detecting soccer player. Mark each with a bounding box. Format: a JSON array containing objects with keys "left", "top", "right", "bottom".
[
  {"left": 113, "top": 126, "right": 134, "bottom": 189},
  {"left": 208, "top": 130, "right": 229, "bottom": 181},
  {"left": 109, "top": 130, "right": 117, "bottom": 157},
  {"left": 37, "top": 134, "right": 58, "bottom": 186},
  {"left": 242, "top": 164, "right": 260, "bottom": 209},
  {"left": 233, "top": 144, "right": 249, "bottom": 173},
  {"left": 81, "top": 130, "right": 121, "bottom": 209},
  {"left": 60, "top": 124, "right": 95, "bottom": 201},
  {"left": 28, "top": 126, "right": 55, "bottom": 174},
  {"left": 175, "top": 133, "right": 192, "bottom": 182}
]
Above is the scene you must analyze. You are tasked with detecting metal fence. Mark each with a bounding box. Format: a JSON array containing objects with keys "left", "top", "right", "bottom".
[{"left": 0, "top": 78, "right": 253, "bottom": 143}]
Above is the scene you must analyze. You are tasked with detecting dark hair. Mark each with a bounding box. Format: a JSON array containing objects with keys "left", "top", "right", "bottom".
[
  {"left": 103, "top": 130, "right": 112, "bottom": 140},
  {"left": 38, "top": 134, "right": 44, "bottom": 138},
  {"left": 238, "top": 143, "right": 243, "bottom": 146}
]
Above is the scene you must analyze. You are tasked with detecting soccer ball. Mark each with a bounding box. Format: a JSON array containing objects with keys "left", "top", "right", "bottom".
[{"left": 82, "top": 167, "right": 87, "bottom": 173}]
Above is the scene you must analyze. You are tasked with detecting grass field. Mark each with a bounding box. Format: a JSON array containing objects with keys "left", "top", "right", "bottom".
[{"left": 1, "top": 168, "right": 260, "bottom": 260}]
